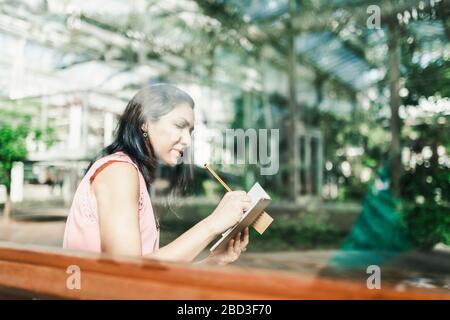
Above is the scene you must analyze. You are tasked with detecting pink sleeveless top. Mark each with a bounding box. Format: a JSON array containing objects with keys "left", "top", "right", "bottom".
[{"left": 63, "top": 151, "right": 160, "bottom": 255}]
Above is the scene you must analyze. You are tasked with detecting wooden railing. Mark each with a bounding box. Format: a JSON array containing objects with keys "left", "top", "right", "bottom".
[{"left": 0, "top": 242, "right": 448, "bottom": 299}]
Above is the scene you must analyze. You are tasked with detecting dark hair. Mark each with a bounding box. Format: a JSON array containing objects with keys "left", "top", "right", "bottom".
[{"left": 86, "top": 83, "right": 195, "bottom": 228}]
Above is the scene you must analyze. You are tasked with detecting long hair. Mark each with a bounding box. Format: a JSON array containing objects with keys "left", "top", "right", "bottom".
[{"left": 86, "top": 83, "right": 195, "bottom": 229}]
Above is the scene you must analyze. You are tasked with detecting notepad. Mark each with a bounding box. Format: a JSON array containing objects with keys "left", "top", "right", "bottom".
[{"left": 209, "top": 182, "right": 272, "bottom": 253}]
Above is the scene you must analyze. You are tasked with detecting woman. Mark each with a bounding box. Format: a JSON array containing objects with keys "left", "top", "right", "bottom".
[{"left": 63, "top": 84, "right": 251, "bottom": 265}]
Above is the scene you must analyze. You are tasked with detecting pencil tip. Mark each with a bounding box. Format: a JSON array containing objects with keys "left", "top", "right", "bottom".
[{"left": 203, "top": 163, "right": 208, "bottom": 167}]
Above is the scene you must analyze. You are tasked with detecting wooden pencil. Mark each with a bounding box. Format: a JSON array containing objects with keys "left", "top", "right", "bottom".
[{"left": 203, "top": 163, "right": 232, "bottom": 192}]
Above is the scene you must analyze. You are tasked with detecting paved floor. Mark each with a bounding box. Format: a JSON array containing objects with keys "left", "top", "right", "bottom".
[{"left": 0, "top": 220, "right": 65, "bottom": 247}]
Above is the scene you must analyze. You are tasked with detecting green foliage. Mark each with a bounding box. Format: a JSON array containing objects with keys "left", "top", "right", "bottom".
[
  {"left": 34, "top": 127, "right": 56, "bottom": 148},
  {"left": 400, "top": 116, "right": 450, "bottom": 248},
  {"left": 399, "top": 49, "right": 450, "bottom": 248},
  {"left": 0, "top": 117, "right": 29, "bottom": 189},
  {"left": 202, "top": 180, "right": 223, "bottom": 198},
  {"left": 0, "top": 108, "right": 57, "bottom": 190},
  {"left": 248, "top": 214, "right": 346, "bottom": 251},
  {"left": 318, "top": 110, "right": 390, "bottom": 200},
  {"left": 157, "top": 202, "right": 347, "bottom": 251},
  {"left": 404, "top": 58, "right": 450, "bottom": 105}
]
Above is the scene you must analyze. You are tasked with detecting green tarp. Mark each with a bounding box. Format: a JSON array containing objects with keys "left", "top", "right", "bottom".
[{"left": 330, "top": 164, "right": 415, "bottom": 268}]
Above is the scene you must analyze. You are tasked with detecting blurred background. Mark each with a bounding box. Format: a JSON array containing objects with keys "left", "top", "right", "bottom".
[{"left": 0, "top": 0, "right": 449, "bottom": 292}]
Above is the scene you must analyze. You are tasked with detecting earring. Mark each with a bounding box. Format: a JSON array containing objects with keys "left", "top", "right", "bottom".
[{"left": 143, "top": 132, "right": 148, "bottom": 138}]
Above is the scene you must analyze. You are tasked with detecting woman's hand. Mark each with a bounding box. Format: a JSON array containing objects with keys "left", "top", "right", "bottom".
[
  {"left": 196, "top": 227, "right": 250, "bottom": 266},
  {"left": 205, "top": 191, "right": 251, "bottom": 236}
]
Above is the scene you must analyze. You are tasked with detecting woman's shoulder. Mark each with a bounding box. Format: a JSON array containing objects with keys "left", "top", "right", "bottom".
[
  {"left": 93, "top": 161, "right": 138, "bottom": 188},
  {"left": 89, "top": 152, "right": 140, "bottom": 187},
  {"left": 90, "top": 151, "right": 137, "bottom": 171},
  {"left": 90, "top": 162, "right": 140, "bottom": 205}
]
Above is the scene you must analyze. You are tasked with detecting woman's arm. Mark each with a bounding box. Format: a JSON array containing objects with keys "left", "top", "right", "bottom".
[
  {"left": 93, "top": 162, "right": 247, "bottom": 262},
  {"left": 93, "top": 162, "right": 142, "bottom": 256},
  {"left": 148, "top": 216, "right": 217, "bottom": 262},
  {"left": 151, "top": 190, "right": 251, "bottom": 262}
]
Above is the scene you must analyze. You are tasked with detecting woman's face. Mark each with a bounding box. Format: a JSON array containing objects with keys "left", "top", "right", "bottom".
[{"left": 144, "top": 103, "right": 195, "bottom": 166}]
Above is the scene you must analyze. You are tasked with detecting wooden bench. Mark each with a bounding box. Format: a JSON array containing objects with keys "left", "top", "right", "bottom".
[{"left": 0, "top": 242, "right": 448, "bottom": 299}]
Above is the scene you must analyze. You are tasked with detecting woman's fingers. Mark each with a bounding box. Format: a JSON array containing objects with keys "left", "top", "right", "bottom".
[
  {"left": 241, "top": 227, "right": 249, "bottom": 249},
  {"left": 227, "top": 239, "right": 239, "bottom": 262},
  {"left": 227, "top": 239, "right": 235, "bottom": 255},
  {"left": 220, "top": 230, "right": 248, "bottom": 265},
  {"left": 233, "top": 233, "right": 242, "bottom": 255}
]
